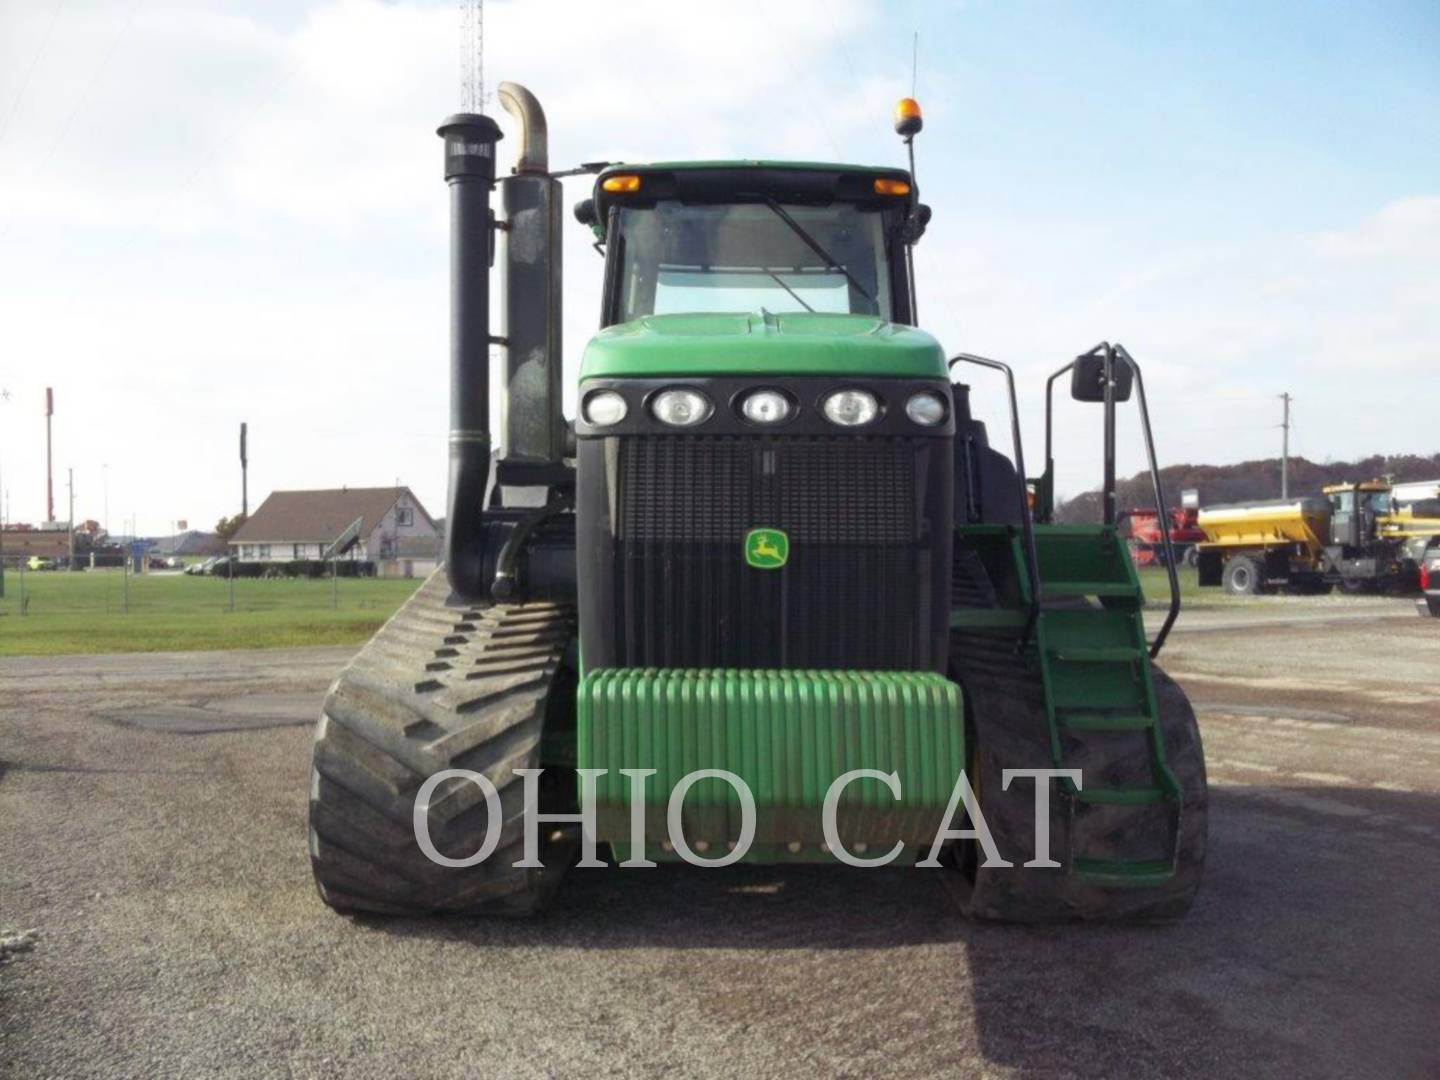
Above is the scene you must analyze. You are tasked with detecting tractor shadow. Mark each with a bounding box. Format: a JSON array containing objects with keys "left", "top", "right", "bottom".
[{"left": 371, "top": 785, "right": 1440, "bottom": 1077}]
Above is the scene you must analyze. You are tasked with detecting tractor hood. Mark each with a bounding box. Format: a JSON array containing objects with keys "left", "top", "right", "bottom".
[{"left": 579, "top": 312, "right": 947, "bottom": 380}]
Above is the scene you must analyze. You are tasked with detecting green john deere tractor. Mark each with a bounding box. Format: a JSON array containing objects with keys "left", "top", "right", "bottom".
[{"left": 307, "top": 84, "right": 1206, "bottom": 921}]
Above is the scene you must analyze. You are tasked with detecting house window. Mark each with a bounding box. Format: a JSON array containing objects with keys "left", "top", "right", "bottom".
[
  {"left": 396, "top": 507, "right": 414, "bottom": 527},
  {"left": 294, "top": 543, "right": 306, "bottom": 559},
  {"left": 240, "top": 544, "right": 252, "bottom": 559},
  {"left": 257, "top": 544, "right": 271, "bottom": 559}
]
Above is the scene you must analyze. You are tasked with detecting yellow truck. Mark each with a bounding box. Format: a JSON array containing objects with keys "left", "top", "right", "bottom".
[{"left": 1196, "top": 479, "right": 1440, "bottom": 596}]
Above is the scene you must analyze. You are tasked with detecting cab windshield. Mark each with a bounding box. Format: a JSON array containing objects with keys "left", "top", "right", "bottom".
[{"left": 612, "top": 200, "right": 894, "bottom": 323}]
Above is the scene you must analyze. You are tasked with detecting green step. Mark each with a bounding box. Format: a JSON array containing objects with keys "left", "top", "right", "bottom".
[
  {"left": 1057, "top": 709, "right": 1154, "bottom": 732},
  {"left": 1073, "top": 857, "right": 1175, "bottom": 887},
  {"left": 949, "top": 608, "right": 1028, "bottom": 629},
  {"left": 1043, "top": 582, "right": 1140, "bottom": 598},
  {"left": 1049, "top": 646, "right": 1141, "bottom": 664},
  {"left": 1075, "top": 785, "right": 1168, "bottom": 806}
]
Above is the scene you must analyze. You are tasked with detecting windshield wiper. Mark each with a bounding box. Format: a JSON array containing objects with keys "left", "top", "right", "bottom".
[
  {"left": 762, "top": 198, "right": 876, "bottom": 305},
  {"left": 767, "top": 271, "right": 816, "bottom": 312}
]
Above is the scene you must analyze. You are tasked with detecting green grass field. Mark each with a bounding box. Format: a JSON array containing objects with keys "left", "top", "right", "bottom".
[
  {"left": 1137, "top": 564, "right": 1204, "bottom": 603},
  {"left": 0, "top": 568, "right": 422, "bottom": 656}
]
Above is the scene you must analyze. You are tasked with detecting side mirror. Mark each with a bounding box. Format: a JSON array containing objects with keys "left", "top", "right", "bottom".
[
  {"left": 1071, "top": 353, "right": 1133, "bottom": 403},
  {"left": 573, "top": 197, "right": 596, "bottom": 226}
]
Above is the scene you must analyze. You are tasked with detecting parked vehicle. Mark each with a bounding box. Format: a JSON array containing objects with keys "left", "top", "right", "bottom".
[
  {"left": 1196, "top": 479, "right": 1440, "bottom": 595},
  {"left": 1120, "top": 507, "right": 1205, "bottom": 568},
  {"left": 1418, "top": 543, "right": 1440, "bottom": 617},
  {"left": 304, "top": 87, "right": 1206, "bottom": 923}
]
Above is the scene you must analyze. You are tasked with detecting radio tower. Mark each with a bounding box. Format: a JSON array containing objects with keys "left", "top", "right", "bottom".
[{"left": 459, "top": 0, "right": 484, "bottom": 110}]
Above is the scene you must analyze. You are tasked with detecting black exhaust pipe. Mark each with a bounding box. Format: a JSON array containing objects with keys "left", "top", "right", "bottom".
[{"left": 437, "top": 112, "right": 502, "bottom": 599}]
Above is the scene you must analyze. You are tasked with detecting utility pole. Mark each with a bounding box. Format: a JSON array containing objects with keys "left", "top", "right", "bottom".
[
  {"left": 1279, "top": 392, "right": 1292, "bottom": 500},
  {"left": 45, "top": 387, "right": 55, "bottom": 523},
  {"left": 67, "top": 468, "right": 75, "bottom": 568},
  {"left": 240, "top": 422, "right": 249, "bottom": 518}
]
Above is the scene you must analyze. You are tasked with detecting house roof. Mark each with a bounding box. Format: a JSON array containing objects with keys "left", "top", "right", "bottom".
[
  {"left": 153, "top": 531, "right": 227, "bottom": 556},
  {"left": 231, "top": 487, "right": 430, "bottom": 545}
]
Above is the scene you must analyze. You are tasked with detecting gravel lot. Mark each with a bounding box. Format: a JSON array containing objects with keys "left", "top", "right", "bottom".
[{"left": 2, "top": 599, "right": 1437, "bottom": 1078}]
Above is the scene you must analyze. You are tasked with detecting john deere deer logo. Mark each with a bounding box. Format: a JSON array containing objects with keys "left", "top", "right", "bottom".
[{"left": 745, "top": 527, "right": 789, "bottom": 569}]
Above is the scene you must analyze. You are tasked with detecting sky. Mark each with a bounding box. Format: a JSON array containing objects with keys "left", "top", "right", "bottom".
[{"left": 0, "top": 0, "right": 1436, "bottom": 535}]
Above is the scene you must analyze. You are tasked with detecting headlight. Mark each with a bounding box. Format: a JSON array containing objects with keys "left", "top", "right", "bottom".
[
  {"left": 651, "top": 388, "right": 712, "bottom": 427},
  {"left": 904, "top": 391, "right": 947, "bottom": 426},
  {"left": 582, "top": 389, "right": 627, "bottom": 426},
  {"left": 739, "top": 389, "right": 792, "bottom": 424},
  {"left": 821, "top": 389, "right": 879, "bottom": 427}
]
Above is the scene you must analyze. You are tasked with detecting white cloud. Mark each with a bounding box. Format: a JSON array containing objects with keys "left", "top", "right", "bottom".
[{"left": 0, "top": 0, "right": 1434, "bottom": 535}]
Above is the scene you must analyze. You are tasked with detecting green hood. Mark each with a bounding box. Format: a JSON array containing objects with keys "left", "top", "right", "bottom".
[{"left": 579, "top": 312, "right": 947, "bottom": 380}]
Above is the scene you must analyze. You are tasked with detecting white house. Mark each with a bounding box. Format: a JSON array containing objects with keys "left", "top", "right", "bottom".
[{"left": 230, "top": 487, "right": 441, "bottom": 577}]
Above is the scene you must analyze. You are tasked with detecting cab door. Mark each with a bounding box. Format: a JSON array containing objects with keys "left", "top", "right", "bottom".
[{"left": 1330, "top": 489, "right": 1358, "bottom": 548}]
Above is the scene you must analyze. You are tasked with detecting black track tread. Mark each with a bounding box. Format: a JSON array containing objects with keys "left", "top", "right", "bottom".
[
  {"left": 307, "top": 569, "right": 575, "bottom": 916},
  {"left": 948, "top": 554, "right": 1208, "bottom": 922}
]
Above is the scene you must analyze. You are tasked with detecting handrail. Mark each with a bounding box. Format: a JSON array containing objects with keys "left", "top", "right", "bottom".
[
  {"left": 1043, "top": 343, "right": 1180, "bottom": 659},
  {"left": 948, "top": 353, "right": 1043, "bottom": 652},
  {"left": 1112, "top": 344, "right": 1181, "bottom": 657}
]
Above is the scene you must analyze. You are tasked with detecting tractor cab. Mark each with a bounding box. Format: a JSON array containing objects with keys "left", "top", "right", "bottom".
[
  {"left": 578, "top": 163, "right": 924, "bottom": 327},
  {"left": 1323, "top": 480, "right": 1391, "bottom": 549}
]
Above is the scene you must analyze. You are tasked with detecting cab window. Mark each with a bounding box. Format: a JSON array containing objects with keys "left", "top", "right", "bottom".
[{"left": 612, "top": 200, "right": 893, "bottom": 323}]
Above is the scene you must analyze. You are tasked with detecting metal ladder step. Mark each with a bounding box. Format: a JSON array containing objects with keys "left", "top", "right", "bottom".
[
  {"left": 949, "top": 608, "right": 1029, "bottom": 629},
  {"left": 1043, "top": 582, "right": 1140, "bottom": 598},
  {"left": 1057, "top": 709, "right": 1155, "bottom": 732},
  {"left": 1072, "top": 857, "right": 1175, "bottom": 887},
  {"left": 1049, "top": 646, "right": 1141, "bottom": 664}
]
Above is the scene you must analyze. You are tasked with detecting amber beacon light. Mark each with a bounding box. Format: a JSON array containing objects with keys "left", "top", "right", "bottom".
[{"left": 893, "top": 97, "right": 923, "bottom": 138}]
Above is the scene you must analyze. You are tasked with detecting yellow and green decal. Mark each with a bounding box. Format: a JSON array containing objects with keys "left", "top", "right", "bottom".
[{"left": 745, "top": 527, "right": 789, "bottom": 569}]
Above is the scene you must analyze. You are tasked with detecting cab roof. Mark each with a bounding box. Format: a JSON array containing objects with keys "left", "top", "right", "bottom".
[{"left": 590, "top": 160, "right": 914, "bottom": 228}]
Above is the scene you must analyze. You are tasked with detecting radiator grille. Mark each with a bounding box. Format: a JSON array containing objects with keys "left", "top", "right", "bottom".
[{"left": 613, "top": 436, "right": 932, "bottom": 670}]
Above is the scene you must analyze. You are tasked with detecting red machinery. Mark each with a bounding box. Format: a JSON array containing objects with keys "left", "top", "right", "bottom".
[{"left": 1120, "top": 506, "right": 1206, "bottom": 568}]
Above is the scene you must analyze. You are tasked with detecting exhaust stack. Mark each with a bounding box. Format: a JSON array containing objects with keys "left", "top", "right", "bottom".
[
  {"left": 437, "top": 111, "right": 502, "bottom": 597},
  {"left": 495, "top": 82, "right": 566, "bottom": 487}
]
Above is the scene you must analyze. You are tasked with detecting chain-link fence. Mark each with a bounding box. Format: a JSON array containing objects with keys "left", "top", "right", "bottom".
[{"left": 0, "top": 563, "right": 425, "bottom": 617}]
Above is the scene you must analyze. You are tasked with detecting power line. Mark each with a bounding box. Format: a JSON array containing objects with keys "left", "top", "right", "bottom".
[
  {"left": 0, "top": 0, "right": 67, "bottom": 150},
  {"left": 34, "top": 0, "right": 144, "bottom": 178}
]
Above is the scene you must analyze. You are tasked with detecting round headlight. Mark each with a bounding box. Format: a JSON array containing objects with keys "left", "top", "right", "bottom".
[
  {"left": 905, "top": 391, "right": 947, "bottom": 426},
  {"left": 582, "top": 390, "right": 628, "bottom": 426},
  {"left": 651, "top": 388, "right": 712, "bottom": 427},
  {"left": 740, "top": 389, "right": 792, "bottom": 424},
  {"left": 821, "top": 389, "right": 879, "bottom": 427}
]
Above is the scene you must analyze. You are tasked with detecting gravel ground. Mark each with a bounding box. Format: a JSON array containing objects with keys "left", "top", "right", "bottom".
[{"left": 2, "top": 601, "right": 1437, "bottom": 1079}]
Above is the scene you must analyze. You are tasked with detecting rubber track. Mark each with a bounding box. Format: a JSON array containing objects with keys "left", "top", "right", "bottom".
[
  {"left": 948, "top": 550, "right": 1207, "bottom": 921},
  {"left": 308, "top": 569, "right": 575, "bottom": 916}
]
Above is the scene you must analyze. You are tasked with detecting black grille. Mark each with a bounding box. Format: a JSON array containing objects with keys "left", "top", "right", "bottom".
[{"left": 612, "top": 436, "right": 935, "bottom": 670}]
